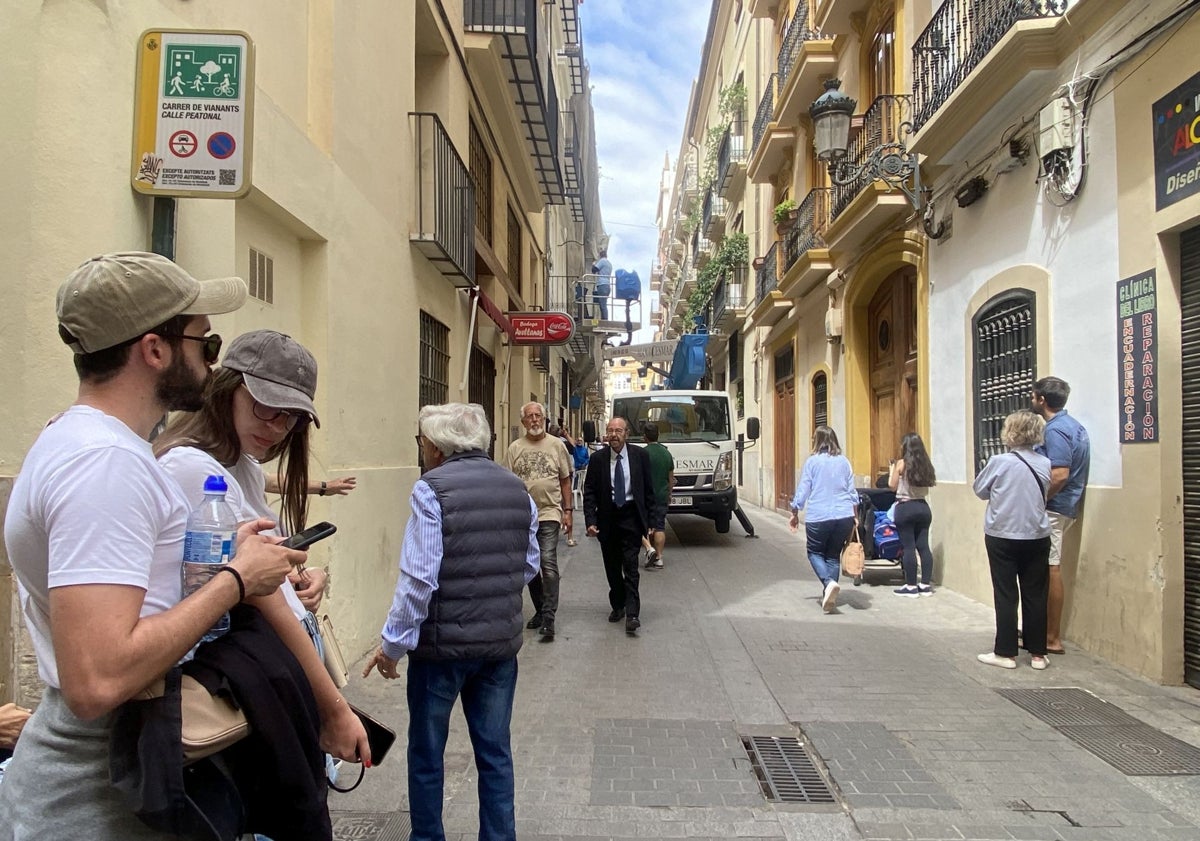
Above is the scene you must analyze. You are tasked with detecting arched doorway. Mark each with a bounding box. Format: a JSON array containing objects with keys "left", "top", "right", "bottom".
[{"left": 867, "top": 266, "right": 918, "bottom": 480}]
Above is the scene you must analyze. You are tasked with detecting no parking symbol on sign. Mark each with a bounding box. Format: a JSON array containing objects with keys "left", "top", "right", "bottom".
[{"left": 131, "top": 29, "right": 255, "bottom": 199}]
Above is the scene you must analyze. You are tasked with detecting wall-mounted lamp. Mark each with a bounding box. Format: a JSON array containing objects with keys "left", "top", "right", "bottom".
[{"left": 809, "top": 79, "right": 946, "bottom": 239}]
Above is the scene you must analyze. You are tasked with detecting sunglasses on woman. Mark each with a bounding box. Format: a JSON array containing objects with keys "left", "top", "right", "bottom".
[
  {"left": 250, "top": 396, "right": 308, "bottom": 430},
  {"left": 157, "top": 332, "right": 224, "bottom": 364}
]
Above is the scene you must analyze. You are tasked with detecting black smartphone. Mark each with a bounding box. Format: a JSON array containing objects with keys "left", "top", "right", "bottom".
[
  {"left": 280, "top": 521, "right": 337, "bottom": 550},
  {"left": 352, "top": 704, "right": 396, "bottom": 765}
]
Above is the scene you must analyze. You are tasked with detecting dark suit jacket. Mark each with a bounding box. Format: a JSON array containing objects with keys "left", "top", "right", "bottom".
[{"left": 583, "top": 443, "right": 665, "bottom": 538}]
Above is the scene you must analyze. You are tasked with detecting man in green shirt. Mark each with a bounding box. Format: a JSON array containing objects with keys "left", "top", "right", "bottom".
[{"left": 642, "top": 423, "right": 674, "bottom": 570}]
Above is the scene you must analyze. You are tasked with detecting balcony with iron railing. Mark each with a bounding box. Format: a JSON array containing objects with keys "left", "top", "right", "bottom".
[
  {"left": 748, "top": 74, "right": 795, "bottom": 185},
  {"left": 650, "top": 259, "right": 664, "bottom": 292},
  {"left": 777, "top": 187, "right": 834, "bottom": 300},
  {"left": 910, "top": 0, "right": 1074, "bottom": 164},
  {"left": 410, "top": 112, "right": 476, "bottom": 288},
  {"left": 716, "top": 121, "right": 747, "bottom": 198},
  {"left": 691, "top": 228, "right": 713, "bottom": 268},
  {"left": 750, "top": 242, "right": 790, "bottom": 328},
  {"left": 561, "top": 110, "right": 582, "bottom": 222},
  {"left": 710, "top": 265, "right": 749, "bottom": 331},
  {"left": 464, "top": 0, "right": 564, "bottom": 203},
  {"left": 702, "top": 190, "right": 726, "bottom": 241},
  {"left": 773, "top": 3, "right": 837, "bottom": 126}
]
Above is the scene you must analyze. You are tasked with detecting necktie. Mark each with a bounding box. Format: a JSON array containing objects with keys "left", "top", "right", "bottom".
[{"left": 613, "top": 452, "right": 625, "bottom": 507}]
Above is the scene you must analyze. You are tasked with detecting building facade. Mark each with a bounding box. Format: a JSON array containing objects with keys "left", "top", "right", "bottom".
[
  {"left": 664, "top": 0, "right": 1200, "bottom": 684},
  {"left": 0, "top": 0, "right": 607, "bottom": 703}
]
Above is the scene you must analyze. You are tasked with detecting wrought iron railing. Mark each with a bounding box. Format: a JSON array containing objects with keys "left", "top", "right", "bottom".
[
  {"left": 465, "top": 0, "right": 537, "bottom": 56},
  {"left": 702, "top": 190, "right": 726, "bottom": 235},
  {"left": 547, "top": 275, "right": 574, "bottom": 314},
  {"left": 830, "top": 95, "right": 912, "bottom": 221},
  {"left": 781, "top": 188, "right": 831, "bottom": 274},
  {"left": 691, "top": 229, "right": 712, "bottom": 267},
  {"left": 716, "top": 121, "right": 746, "bottom": 196},
  {"left": 411, "top": 112, "right": 476, "bottom": 286},
  {"left": 755, "top": 243, "right": 779, "bottom": 305},
  {"left": 913, "top": 0, "right": 1068, "bottom": 131},
  {"left": 752, "top": 74, "right": 777, "bottom": 159},
  {"left": 777, "top": 3, "right": 820, "bottom": 90}
]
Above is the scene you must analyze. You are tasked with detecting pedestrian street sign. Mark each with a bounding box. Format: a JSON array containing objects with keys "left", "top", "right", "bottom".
[{"left": 132, "top": 29, "right": 254, "bottom": 198}]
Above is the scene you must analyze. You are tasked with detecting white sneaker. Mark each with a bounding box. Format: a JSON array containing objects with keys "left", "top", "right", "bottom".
[
  {"left": 1030, "top": 656, "right": 1049, "bottom": 671},
  {"left": 977, "top": 652, "right": 1017, "bottom": 669},
  {"left": 821, "top": 581, "right": 840, "bottom": 613}
]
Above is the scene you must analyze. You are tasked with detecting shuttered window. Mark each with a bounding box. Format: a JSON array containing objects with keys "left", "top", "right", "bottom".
[
  {"left": 812, "top": 371, "right": 828, "bottom": 431},
  {"left": 972, "top": 290, "right": 1036, "bottom": 473},
  {"left": 1180, "top": 225, "right": 1200, "bottom": 689}
]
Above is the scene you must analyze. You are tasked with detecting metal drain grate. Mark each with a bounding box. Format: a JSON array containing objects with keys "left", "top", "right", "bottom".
[
  {"left": 997, "top": 688, "right": 1200, "bottom": 776},
  {"left": 331, "top": 811, "right": 412, "bottom": 841},
  {"left": 1058, "top": 724, "right": 1200, "bottom": 776},
  {"left": 742, "top": 735, "right": 836, "bottom": 803}
]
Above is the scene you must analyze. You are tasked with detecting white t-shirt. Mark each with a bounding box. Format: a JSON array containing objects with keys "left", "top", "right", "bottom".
[
  {"left": 4, "top": 406, "right": 192, "bottom": 688},
  {"left": 158, "top": 447, "right": 307, "bottom": 620}
]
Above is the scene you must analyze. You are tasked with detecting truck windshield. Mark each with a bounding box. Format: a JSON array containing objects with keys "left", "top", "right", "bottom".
[{"left": 614, "top": 396, "right": 731, "bottom": 443}]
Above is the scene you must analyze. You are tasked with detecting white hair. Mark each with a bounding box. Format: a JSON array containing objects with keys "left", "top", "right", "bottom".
[
  {"left": 419, "top": 403, "right": 492, "bottom": 456},
  {"left": 521, "top": 401, "right": 545, "bottom": 419}
]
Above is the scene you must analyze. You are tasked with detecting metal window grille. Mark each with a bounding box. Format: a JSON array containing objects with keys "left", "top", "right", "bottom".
[
  {"left": 729, "top": 331, "right": 741, "bottom": 378},
  {"left": 469, "top": 119, "right": 493, "bottom": 243},
  {"left": 506, "top": 204, "right": 522, "bottom": 289},
  {"left": 248, "top": 248, "right": 273, "bottom": 304},
  {"left": 419, "top": 311, "right": 450, "bottom": 408},
  {"left": 812, "top": 372, "right": 828, "bottom": 430},
  {"left": 468, "top": 346, "right": 497, "bottom": 458},
  {"left": 972, "top": 290, "right": 1036, "bottom": 472},
  {"left": 774, "top": 345, "right": 794, "bottom": 384}
]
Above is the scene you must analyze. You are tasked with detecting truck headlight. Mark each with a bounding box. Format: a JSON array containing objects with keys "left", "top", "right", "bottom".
[{"left": 713, "top": 451, "right": 733, "bottom": 491}]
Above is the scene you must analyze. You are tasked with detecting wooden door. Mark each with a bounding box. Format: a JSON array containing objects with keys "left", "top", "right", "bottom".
[
  {"left": 774, "top": 379, "right": 796, "bottom": 509},
  {"left": 868, "top": 268, "right": 917, "bottom": 480}
]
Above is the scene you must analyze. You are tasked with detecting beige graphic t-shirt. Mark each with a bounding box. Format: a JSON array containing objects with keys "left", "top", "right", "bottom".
[{"left": 505, "top": 434, "right": 574, "bottom": 523}]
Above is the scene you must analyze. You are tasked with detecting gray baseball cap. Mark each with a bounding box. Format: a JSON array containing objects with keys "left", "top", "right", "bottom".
[
  {"left": 221, "top": 330, "right": 320, "bottom": 427},
  {"left": 57, "top": 252, "right": 247, "bottom": 353}
]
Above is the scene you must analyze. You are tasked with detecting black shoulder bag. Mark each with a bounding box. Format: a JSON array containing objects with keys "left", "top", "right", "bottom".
[{"left": 1011, "top": 451, "right": 1047, "bottom": 501}]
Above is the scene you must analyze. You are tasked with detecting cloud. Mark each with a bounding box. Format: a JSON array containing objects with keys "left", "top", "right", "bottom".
[{"left": 580, "top": 0, "right": 709, "bottom": 338}]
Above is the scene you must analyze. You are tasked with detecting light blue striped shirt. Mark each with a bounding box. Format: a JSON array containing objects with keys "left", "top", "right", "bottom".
[
  {"left": 381, "top": 480, "right": 541, "bottom": 660},
  {"left": 789, "top": 453, "right": 858, "bottom": 523}
]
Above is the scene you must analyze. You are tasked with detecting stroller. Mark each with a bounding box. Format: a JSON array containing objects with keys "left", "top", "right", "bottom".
[{"left": 849, "top": 489, "right": 903, "bottom": 586}]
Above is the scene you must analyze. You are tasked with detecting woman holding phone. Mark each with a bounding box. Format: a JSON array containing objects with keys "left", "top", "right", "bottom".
[{"left": 155, "top": 329, "right": 367, "bottom": 761}]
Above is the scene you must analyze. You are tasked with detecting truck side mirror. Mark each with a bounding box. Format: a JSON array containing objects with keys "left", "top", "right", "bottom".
[
  {"left": 746, "top": 417, "right": 760, "bottom": 441},
  {"left": 583, "top": 420, "right": 597, "bottom": 443}
]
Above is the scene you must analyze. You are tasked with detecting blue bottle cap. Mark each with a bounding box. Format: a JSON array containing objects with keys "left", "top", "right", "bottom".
[{"left": 203, "top": 475, "right": 229, "bottom": 494}]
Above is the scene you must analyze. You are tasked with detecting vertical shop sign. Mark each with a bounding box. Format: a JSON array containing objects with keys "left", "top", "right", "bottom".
[{"left": 1117, "top": 269, "right": 1158, "bottom": 443}]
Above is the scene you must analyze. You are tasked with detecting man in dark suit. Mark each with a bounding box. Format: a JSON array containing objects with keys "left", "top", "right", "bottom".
[{"left": 583, "top": 417, "right": 664, "bottom": 636}]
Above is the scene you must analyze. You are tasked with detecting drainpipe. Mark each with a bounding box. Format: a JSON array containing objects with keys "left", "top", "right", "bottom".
[{"left": 460, "top": 290, "right": 480, "bottom": 395}]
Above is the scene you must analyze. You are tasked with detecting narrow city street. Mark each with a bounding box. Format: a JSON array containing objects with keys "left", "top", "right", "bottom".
[{"left": 335, "top": 502, "right": 1200, "bottom": 841}]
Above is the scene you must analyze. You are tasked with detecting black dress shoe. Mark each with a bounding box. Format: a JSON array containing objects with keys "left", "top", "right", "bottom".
[
  {"left": 539, "top": 620, "right": 555, "bottom": 640},
  {"left": 526, "top": 614, "right": 543, "bottom": 630},
  {"left": 607, "top": 608, "right": 625, "bottom": 622},
  {"left": 625, "top": 617, "right": 641, "bottom": 636}
]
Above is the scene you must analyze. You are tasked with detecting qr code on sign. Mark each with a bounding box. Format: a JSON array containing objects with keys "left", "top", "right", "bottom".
[{"left": 219, "top": 169, "right": 236, "bottom": 186}]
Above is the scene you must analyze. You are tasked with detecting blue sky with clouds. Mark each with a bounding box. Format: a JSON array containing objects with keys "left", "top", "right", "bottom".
[{"left": 579, "top": 1, "right": 710, "bottom": 336}]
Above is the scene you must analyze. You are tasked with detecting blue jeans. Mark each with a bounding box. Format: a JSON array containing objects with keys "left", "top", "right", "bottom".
[
  {"left": 407, "top": 657, "right": 519, "bottom": 841},
  {"left": 805, "top": 517, "right": 854, "bottom": 587}
]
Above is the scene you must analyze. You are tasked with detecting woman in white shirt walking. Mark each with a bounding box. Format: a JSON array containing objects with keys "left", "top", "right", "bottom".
[
  {"left": 973, "top": 410, "right": 1052, "bottom": 671},
  {"left": 788, "top": 426, "right": 859, "bottom": 614}
]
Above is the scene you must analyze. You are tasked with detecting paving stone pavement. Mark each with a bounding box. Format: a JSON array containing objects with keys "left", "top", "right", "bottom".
[{"left": 337, "top": 501, "right": 1200, "bottom": 840}]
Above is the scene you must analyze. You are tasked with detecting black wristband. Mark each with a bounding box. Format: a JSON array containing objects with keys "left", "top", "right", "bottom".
[
  {"left": 319, "top": 481, "right": 327, "bottom": 496},
  {"left": 218, "top": 565, "right": 246, "bottom": 603}
]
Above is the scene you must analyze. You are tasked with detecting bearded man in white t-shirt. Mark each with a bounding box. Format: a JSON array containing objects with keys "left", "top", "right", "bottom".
[{"left": 0, "top": 253, "right": 337, "bottom": 839}]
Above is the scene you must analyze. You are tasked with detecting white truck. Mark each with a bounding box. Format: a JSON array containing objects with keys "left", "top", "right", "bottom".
[{"left": 608, "top": 389, "right": 757, "bottom": 534}]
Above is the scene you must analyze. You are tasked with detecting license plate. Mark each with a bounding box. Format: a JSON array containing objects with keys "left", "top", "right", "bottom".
[{"left": 670, "top": 495, "right": 692, "bottom": 507}]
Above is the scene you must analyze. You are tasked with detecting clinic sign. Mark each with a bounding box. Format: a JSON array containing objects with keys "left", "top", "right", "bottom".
[
  {"left": 131, "top": 30, "right": 254, "bottom": 198},
  {"left": 1117, "top": 270, "right": 1158, "bottom": 443},
  {"left": 1153, "top": 69, "right": 1200, "bottom": 210}
]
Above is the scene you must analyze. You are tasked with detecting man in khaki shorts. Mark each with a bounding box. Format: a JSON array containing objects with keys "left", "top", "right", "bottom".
[{"left": 1032, "top": 377, "right": 1091, "bottom": 655}]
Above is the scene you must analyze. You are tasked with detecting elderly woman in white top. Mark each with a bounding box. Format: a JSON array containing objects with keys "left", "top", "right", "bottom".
[{"left": 973, "top": 410, "right": 1052, "bottom": 671}]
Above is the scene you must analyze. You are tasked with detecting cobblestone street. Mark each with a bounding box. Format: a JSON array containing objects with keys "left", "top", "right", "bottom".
[{"left": 335, "top": 502, "right": 1200, "bottom": 840}]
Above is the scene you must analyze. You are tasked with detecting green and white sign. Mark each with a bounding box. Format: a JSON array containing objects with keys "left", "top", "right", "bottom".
[{"left": 132, "top": 29, "right": 254, "bottom": 198}]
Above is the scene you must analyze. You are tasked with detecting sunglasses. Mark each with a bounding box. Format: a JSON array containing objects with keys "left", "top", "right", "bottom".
[
  {"left": 157, "top": 332, "right": 223, "bottom": 364},
  {"left": 250, "top": 398, "right": 307, "bottom": 431}
]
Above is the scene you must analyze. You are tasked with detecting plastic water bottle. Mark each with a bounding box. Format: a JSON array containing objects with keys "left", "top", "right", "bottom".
[{"left": 182, "top": 475, "right": 238, "bottom": 643}]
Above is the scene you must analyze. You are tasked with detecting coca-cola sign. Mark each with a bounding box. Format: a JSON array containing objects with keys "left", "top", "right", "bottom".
[{"left": 506, "top": 311, "right": 576, "bottom": 346}]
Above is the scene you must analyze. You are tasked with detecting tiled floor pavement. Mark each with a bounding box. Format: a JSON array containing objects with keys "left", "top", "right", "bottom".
[{"left": 337, "top": 502, "right": 1200, "bottom": 840}]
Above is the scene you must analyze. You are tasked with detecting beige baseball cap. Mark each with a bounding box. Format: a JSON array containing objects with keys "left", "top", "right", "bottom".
[{"left": 57, "top": 252, "right": 247, "bottom": 354}]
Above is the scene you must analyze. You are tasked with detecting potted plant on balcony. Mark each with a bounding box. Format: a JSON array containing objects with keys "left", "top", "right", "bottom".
[{"left": 774, "top": 199, "right": 798, "bottom": 235}]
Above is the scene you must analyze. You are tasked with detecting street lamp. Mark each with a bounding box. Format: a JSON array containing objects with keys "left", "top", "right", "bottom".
[{"left": 809, "top": 79, "right": 945, "bottom": 238}]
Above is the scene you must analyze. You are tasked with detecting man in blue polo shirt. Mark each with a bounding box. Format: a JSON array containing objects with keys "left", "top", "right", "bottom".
[{"left": 1032, "top": 376, "right": 1090, "bottom": 655}]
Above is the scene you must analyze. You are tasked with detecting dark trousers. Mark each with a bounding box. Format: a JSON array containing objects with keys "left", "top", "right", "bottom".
[
  {"left": 894, "top": 500, "right": 934, "bottom": 585},
  {"left": 985, "top": 534, "right": 1050, "bottom": 657},
  {"left": 599, "top": 505, "right": 642, "bottom": 618},
  {"left": 804, "top": 517, "right": 855, "bottom": 587},
  {"left": 526, "top": 521, "right": 561, "bottom": 619}
]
